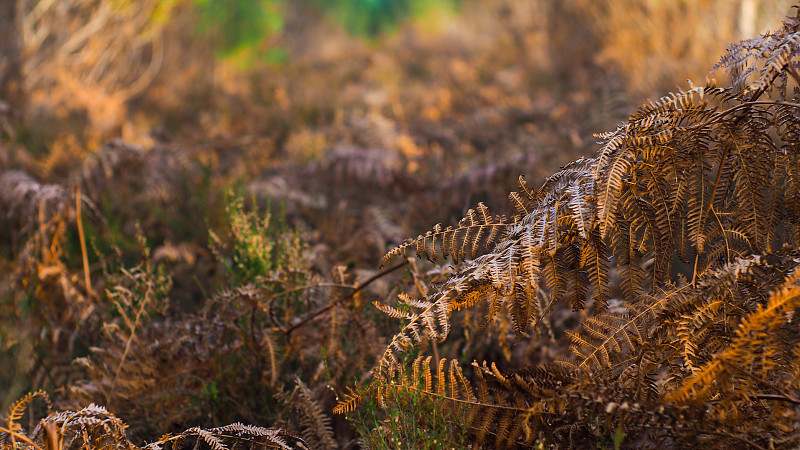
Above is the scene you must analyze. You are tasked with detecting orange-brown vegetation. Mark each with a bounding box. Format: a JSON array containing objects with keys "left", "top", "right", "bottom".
[{"left": 1, "top": 1, "right": 798, "bottom": 449}]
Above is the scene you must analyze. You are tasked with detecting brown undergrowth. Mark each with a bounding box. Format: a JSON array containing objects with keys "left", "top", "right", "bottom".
[
  {"left": 2, "top": 2, "right": 799, "bottom": 450},
  {"left": 336, "top": 7, "right": 800, "bottom": 449}
]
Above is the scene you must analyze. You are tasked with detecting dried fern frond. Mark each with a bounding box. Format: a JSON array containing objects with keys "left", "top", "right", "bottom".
[
  {"left": 339, "top": 6, "right": 800, "bottom": 448},
  {"left": 75, "top": 139, "right": 195, "bottom": 208},
  {"left": 153, "top": 423, "right": 307, "bottom": 450},
  {"left": 382, "top": 202, "right": 513, "bottom": 266},
  {"left": 3, "top": 390, "right": 49, "bottom": 438},
  {"left": 665, "top": 258, "right": 800, "bottom": 407},
  {"left": 0, "top": 392, "right": 309, "bottom": 450},
  {"left": 376, "top": 157, "right": 604, "bottom": 373},
  {"left": 277, "top": 378, "right": 336, "bottom": 450},
  {"left": 359, "top": 356, "right": 681, "bottom": 447},
  {"left": 713, "top": 10, "right": 800, "bottom": 97},
  {"left": 0, "top": 171, "right": 72, "bottom": 236},
  {"left": 24, "top": 403, "right": 133, "bottom": 450}
]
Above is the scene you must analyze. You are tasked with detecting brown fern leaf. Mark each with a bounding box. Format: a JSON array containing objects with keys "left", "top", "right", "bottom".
[
  {"left": 351, "top": 7, "right": 800, "bottom": 447},
  {"left": 373, "top": 357, "right": 682, "bottom": 447},
  {"left": 655, "top": 251, "right": 800, "bottom": 387},
  {"left": 0, "top": 171, "right": 77, "bottom": 239},
  {"left": 280, "top": 378, "right": 337, "bottom": 450},
  {"left": 155, "top": 423, "right": 307, "bottom": 450},
  {"left": 376, "top": 157, "right": 604, "bottom": 372},
  {"left": 569, "top": 312, "right": 646, "bottom": 370},
  {"left": 36, "top": 403, "right": 133, "bottom": 450},
  {"left": 332, "top": 387, "right": 361, "bottom": 415},
  {"left": 509, "top": 175, "right": 538, "bottom": 217},
  {"left": 382, "top": 202, "right": 512, "bottom": 266},
  {"left": 371, "top": 300, "right": 414, "bottom": 320},
  {"left": 4, "top": 390, "right": 49, "bottom": 435},
  {"left": 313, "top": 144, "right": 418, "bottom": 191},
  {"left": 666, "top": 267, "right": 800, "bottom": 411},
  {"left": 380, "top": 357, "right": 568, "bottom": 447}
]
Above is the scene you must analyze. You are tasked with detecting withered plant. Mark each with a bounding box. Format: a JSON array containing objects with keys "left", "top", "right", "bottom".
[
  {"left": 337, "top": 8, "right": 800, "bottom": 448},
  {"left": 0, "top": 390, "right": 308, "bottom": 450},
  {"left": 4, "top": 2, "right": 800, "bottom": 449}
]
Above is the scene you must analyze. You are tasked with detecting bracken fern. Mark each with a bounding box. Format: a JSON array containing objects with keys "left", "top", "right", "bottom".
[{"left": 338, "top": 6, "right": 800, "bottom": 448}]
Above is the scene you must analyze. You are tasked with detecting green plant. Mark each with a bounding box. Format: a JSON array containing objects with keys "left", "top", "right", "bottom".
[
  {"left": 348, "top": 357, "right": 469, "bottom": 449},
  {"left": 307, "top": 0, "right": 460, "bottom": 38},
  {"left": 210, "top": 188, "right": 307, "bottom": 286},
  {"left": 192, "top": 0, "right": 285, "bottom": 63}
]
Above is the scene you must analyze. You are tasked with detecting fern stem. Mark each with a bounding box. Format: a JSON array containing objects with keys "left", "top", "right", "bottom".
[
  {"left": 113, "top": 278, "right": 153, "bottom": 384},
  {"left": 691, "top": 252, "right": 700, "bottom": 287},
  {"left": 75, "top": 185, "right": 93, "bottom": 299},
  {"left": 752, "top": 393, "right": 800, "bottom": 405},
  {"left": 398, "top": 384, "right": 534, "bottom": 413}
]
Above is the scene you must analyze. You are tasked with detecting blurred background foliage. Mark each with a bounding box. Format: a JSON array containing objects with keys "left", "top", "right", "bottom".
[
  {"left": 0, "top": 0, "right": 798, "bottom": 447},
  {"left": 3, "top": 0, "right": 792, "bottom": 156},
  {"left": 160, "top": 0, "right": 461, "bottom": 65},
  {"left": 191, "top": 0, "right": 286, "bottom": 63},
  {"left": 304, "top": 0, "right": 461, "bottom": 38}
]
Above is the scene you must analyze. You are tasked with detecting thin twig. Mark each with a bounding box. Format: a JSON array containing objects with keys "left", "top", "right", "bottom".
[{"left": 283, "top": 260, "right": 409, "bottom": 338}]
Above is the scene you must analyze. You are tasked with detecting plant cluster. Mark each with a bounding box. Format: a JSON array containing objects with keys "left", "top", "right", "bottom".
[
  {"left": 2, "top": 1, "right": 800, "bottom": 449},
  {"left": 337, "top": 7, "right": 800, "bottom": 448},
  {"left": 0, "top": 179, "right": 375, "bottom": 446},
  {"left": 0, "top": 391, "right": 307, "bottom": 450}
]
